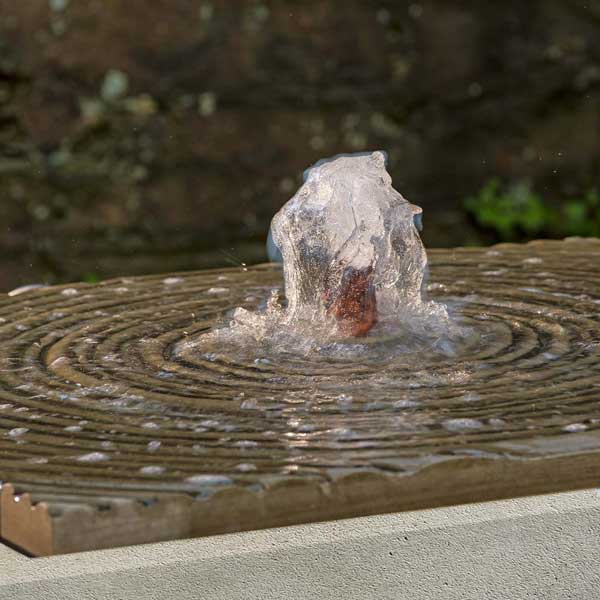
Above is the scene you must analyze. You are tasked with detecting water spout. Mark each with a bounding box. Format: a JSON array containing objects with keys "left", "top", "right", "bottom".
[
  {"left": 200, "top": 151, "right": 451, "bottom": 355},
  {"left": 268, "top": 151, "right": 445, "bottom": 336}
]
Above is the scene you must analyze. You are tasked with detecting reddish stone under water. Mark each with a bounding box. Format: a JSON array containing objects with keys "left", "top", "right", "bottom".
[{"left": 324, "top": 266, "right": 378, "bottom": 336}]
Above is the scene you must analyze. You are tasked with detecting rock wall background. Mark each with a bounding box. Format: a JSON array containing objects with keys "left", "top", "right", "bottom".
[{"left": 0, "top": 0, "right": 599, "bottom": 291}]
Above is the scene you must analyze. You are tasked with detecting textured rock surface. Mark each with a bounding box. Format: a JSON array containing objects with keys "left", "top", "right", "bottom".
[
  {"left": 0, "top": 1, "right": 599, "bottom": 290},
  {"left": 0, "top": 238, "right": 599, "bottom": 555}
]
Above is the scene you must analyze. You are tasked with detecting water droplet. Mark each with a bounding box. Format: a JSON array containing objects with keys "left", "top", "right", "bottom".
[
  {"left": 235, "top": 463, "right": 257, "bottom": 472},
  {"left": 282, "top": 465, "right": 300, "bottom": 473},
  {"left": 241, "top": 399, "right": 259, "bottom": 410},
  {"left": 562, "top": 423, "right": 588, "bottom": 433},
  {"left": 147, "top": 440, "right": 161, "bottom": 452},
  {"left": 234, "top": 440, "right": 258, "bottom": 448},
  {"left": 140, "top": 465, "right": 165, "bottom": 475},
  {"left": 185, "top": 474, "right": 232, "bottom": 486},
  {"left": 393, "top": 399, "right": 420, "bottom": 409},
  {"left": 442, "top": 418, "right": 483, "bottom": 432},
  {"left": 303, "top": 422, "right": 319, "bottom": 433},
  {"left": 8, "top": 284, "right": 47, "bottom": 297},
  {"left": 254, "top": 358, "right": 272, "bottom": 365},
  {"left": 76, "top": 452, "right": 109, "bottom": 462},
  {"left": 163, "top": 277, "right": 184, "bottom": 285},
  {"left": 64, "top": 425, "right": 82, "bottom": 433},
  {"left": 7, "top": 427, "right": 28, "bottom": 437},
  {"left": 331, "top": 427, "right": 357, "bottom": 440},
  {"left": 365, "top": 401, "right": 387, "bottom": 411},
  {"left": 50, "top": 357, "right": 68, "bottom": 368}
]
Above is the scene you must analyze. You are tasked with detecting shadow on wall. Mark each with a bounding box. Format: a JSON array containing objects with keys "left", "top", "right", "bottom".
[{"left": 0, "top": 0, "right": 599, "bottom": 291}]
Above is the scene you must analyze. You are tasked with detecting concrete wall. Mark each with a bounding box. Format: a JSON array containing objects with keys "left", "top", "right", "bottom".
[{"left": 1, "top": 489, "right": 600, "bottom": 599}]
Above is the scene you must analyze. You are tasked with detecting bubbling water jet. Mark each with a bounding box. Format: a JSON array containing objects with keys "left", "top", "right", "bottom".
[{"left": 201, "top": 151, "right": 456, "bottom": 355}]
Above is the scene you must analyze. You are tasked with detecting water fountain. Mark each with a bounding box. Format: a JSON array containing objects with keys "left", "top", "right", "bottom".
[
  {"left": 1, "top": 152, "right": 600, "bottom": 557},
  {"left": 194, "top": 151, "right": 456, "bottom": 357}
]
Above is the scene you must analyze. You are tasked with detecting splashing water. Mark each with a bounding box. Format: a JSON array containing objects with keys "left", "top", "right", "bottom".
[{"left": 197, "top": 151, "right": 458, "bottom": 357}]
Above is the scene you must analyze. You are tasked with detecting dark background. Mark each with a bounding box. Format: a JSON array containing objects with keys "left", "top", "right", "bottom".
[{"left": 1, "top": 0, "right": 599, "bottom": 292}]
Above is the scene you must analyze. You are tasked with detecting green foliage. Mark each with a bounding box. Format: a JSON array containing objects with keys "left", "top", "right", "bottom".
[
  {"left": 464, "top": 180, "right": 600, "bottom": 241},
  {"left": 562, "top": 190, "right": 600, "bottom": 237},
  {"left": 82, "top": 272, "right": 100, "bottom": 283}
]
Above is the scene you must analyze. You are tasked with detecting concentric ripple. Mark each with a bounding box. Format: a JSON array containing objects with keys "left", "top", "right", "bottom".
[{"left": 1, "top": 239, "right": 600, "bottom": 501}]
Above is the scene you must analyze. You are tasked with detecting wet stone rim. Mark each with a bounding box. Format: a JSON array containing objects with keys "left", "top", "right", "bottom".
[{"left": 0, "top": 239, "right": 599, "bottom": 554}]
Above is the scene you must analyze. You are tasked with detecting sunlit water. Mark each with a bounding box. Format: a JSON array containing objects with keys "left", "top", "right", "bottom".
[{"left": 198, "top": 151, "right": 459, "bottom": 359}]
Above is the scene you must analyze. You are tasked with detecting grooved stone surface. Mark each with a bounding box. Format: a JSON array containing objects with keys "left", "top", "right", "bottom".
[{"left": 0, "top": 238, "right": 599, "bottom": 555}]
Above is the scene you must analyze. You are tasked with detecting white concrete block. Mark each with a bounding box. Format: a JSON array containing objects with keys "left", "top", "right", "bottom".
[{"left": 1, "top": 489, "right": 600, "bottom": 599}]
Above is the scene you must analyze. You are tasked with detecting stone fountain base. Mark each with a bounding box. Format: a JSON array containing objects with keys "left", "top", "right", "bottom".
[
  {"left": 2, "top": 488, "right": 600, "bottom": 599},
  {"left": 1, "top": 238, "right": 600, "bottom": 557}
]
